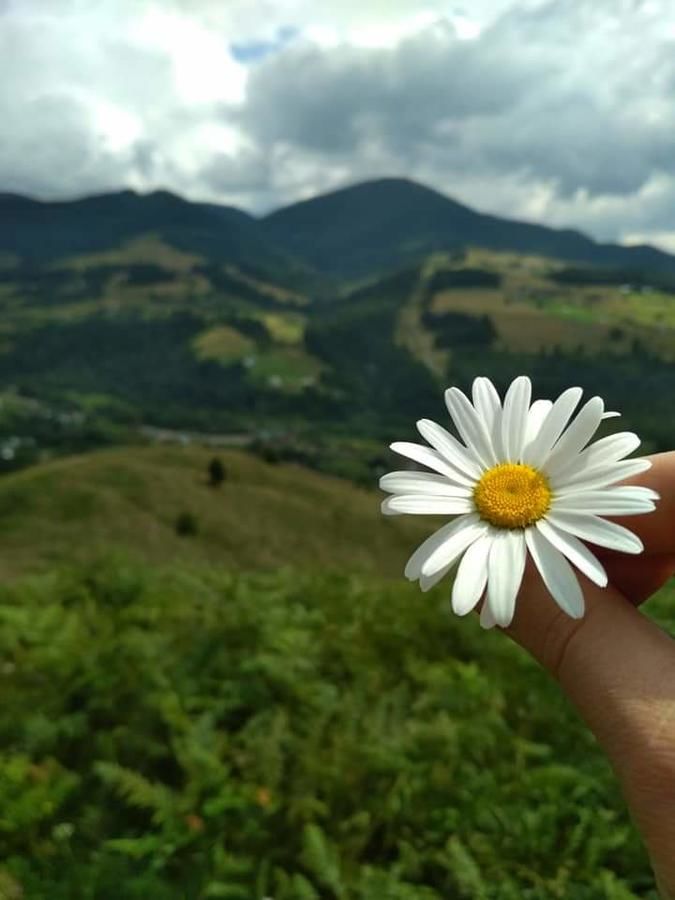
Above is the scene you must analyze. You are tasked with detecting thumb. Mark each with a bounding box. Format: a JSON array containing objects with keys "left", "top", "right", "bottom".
[
  {"left": 505, "top": 564, "right": 675, "bottom": 895},
  {"left": 601, "top": 553, "right": 675, "bottom": 607}
]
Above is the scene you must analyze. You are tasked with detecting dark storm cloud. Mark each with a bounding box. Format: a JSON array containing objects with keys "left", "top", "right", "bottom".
[{"left": 237, "top": 20, "right": 548, "bottom": 154}]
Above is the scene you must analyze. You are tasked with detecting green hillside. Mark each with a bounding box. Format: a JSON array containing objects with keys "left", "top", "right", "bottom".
[
  {"left": 424, "top": 248, "right": 675, "bottom": 360},
  {"left": 2, "top": 242, "right": 675, "bottom": 480},
  {"left": 0, "top": 235, "right": 333, "bottom": 471},
  {"left": 0, "top": 445, "right": 427, "bottom": 580},
  {"left": 2, "top": 184, "right": 675, "bottom": 478},
  {"left": 307, "top": 252, "right": 675, "bottom": 454}
]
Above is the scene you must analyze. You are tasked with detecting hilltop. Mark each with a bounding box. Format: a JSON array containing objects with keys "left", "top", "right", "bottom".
[
  {"left": 263, "top": 177, "right": 675, "bottom": 278},
  {"left": 0, "top": 444, "right": 427, "bottom": 579},
  {"left": 0, "top": 188, "right": 304, "bottom": 280}
]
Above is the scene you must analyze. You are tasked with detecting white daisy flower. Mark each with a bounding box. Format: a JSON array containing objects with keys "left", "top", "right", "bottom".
[{"left": 380, "top": 376, "right": 658, "bottom": 629}]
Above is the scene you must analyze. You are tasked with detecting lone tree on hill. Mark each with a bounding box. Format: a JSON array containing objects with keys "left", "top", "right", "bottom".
[{"left": 208, "top": 457, "right": 227, "bottom": 488}]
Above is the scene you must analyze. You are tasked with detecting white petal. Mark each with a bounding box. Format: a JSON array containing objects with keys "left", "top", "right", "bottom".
[
  {"left": 583, "top": 431, "right": 641, "bottom": 463},
  {"left": 552, "top": 490, "right": 655, "bottom": 516},
  {"left": 416, "top": 420, "right": 481, "bottom": 481},
  {"left": 524, "top": 399, "right": 553, "bottom": 448},
  {"left": 419, "top": 561, "right": 455, "bottom": 592},
  {"left": 472, "top": 377, "right": 501, "bottom": 429},
  {"left": 472, "top": 377, "right": 503, "bottom": 457},
  {"left": 613, "top": 485, "right": 660, "bottom": 501},
  {"left": 544, "top": 397, "right": 604, "bottom": 474},
  {"left": 602, "top": 411, "right": 620, "bottom": 419},
  {"left": 444, "top": 388, "right": 498, "bottom": 469},
  {"left": 451, "top": 533, "right": 492, "bottom": 616},
  {"left": 379, "top": 471, "right": 472, "bottom": 498},
  {"left": 487, "top": 529, "right": 527, "bottom": 627},
  {"left": 404, "top": 521, "right": 464, "bottom": 580},
  {"left": 546, "top": 511, "right": 643, "bottom": 554},
  {"left": 390, "top": 442, "right": 473, "bottom": 485},
  {"left": 381, "top": 495, "right": 474, "bottom": 516},
  {"left": 525, "top": 528, "right": 585, "bottom": 618},
  {"left": 522, "top": 387, "right": 583, "bottom": 468},
  {"left": 500, "top": 375, "right": 532, "bottom": 462},
  {"left": 420, "top": 514, "right": 488, "bottom": 577},
  {"left": 536, "top": 518, "right": 607, "bottom": 587},
  {"left": 552, "top": 458, "right": 652, "bottom": 494},
  {"left": 479, "top": 598, "right": 497, "bottom": 629},
  {"left": 553, "top": 432, "right": 641, "bottom": 483}
]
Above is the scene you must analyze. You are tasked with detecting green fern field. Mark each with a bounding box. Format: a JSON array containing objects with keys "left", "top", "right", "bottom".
[{"left": 0, "top": 555, "right": 671, "bottom": 896}]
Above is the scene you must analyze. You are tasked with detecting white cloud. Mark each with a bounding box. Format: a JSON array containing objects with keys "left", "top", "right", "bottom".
[
  {"left": 0, "top": 0, "right": 248, "bottom": 198},
  {"left": 1, "top": 0, "right": 675, "bottom": 253},
  {"left": 222, "top": 0, "right": 675, "bottom": 242}
]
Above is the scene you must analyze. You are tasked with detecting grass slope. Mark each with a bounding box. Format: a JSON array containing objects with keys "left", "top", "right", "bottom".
[{"left": 0, "top": 445, "right": 428, "bottom": 579}]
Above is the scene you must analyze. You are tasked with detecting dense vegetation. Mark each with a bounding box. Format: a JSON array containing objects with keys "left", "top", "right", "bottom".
[
  {"left": 548, "top": 265, "right": 675, "bottom": 292},
  {"left": 0, "top": 556, "right": 667, "bottom": 898},
  {"left": 305, "top": 268, "right": 440, "bottom": 435},
  {"left": 427, "top": 268, "right": 502, "bottom": 291},
  {"left": 422, "top": 310, "right": 496, "bottom": 349},
  {"left": 445, "top": 346, "right": 675, "bottom": 454}
]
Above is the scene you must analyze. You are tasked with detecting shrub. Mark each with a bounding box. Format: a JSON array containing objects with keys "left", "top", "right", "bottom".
[
  {"left": 174, "top": 511, "right": 198, "bottom": 536},
  {"left": 207, "top": 457, "right": 227, "bottom": 488}
]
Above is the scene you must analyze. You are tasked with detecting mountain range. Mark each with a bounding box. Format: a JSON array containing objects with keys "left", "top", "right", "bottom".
[
  {"left": 3, "top": 177, "right": 675, "bottom": 282},
  {"left": 1, "top": 175, "right": 675, "bottom": 482}
]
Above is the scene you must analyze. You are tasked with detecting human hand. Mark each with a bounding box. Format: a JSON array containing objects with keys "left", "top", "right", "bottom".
[{"left": 503, "top": 451, "right": 675, "bottom": 897}]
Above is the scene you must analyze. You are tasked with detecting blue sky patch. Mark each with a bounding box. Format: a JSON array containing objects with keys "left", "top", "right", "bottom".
[{"left": 231, "top": 25, "right": 299, "bottom": 63}]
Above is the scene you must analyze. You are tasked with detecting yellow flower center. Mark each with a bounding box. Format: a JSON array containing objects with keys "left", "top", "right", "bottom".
[{"left": 473, "top": 463, "right": 552, "bottom": 529}]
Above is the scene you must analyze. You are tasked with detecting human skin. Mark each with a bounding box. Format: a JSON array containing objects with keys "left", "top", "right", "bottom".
[{"left": 501, "top": 452, "right": 675, "bottom": 896}]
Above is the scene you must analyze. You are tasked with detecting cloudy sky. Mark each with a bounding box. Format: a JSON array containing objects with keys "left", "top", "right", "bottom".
[{"left": 2, "top": 0, "right": 675, "bottom": 249}]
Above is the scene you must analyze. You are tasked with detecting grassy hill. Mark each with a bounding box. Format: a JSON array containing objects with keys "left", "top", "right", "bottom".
[{"left": 0, "top": 445, "right": 427, "bottom": 579}]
